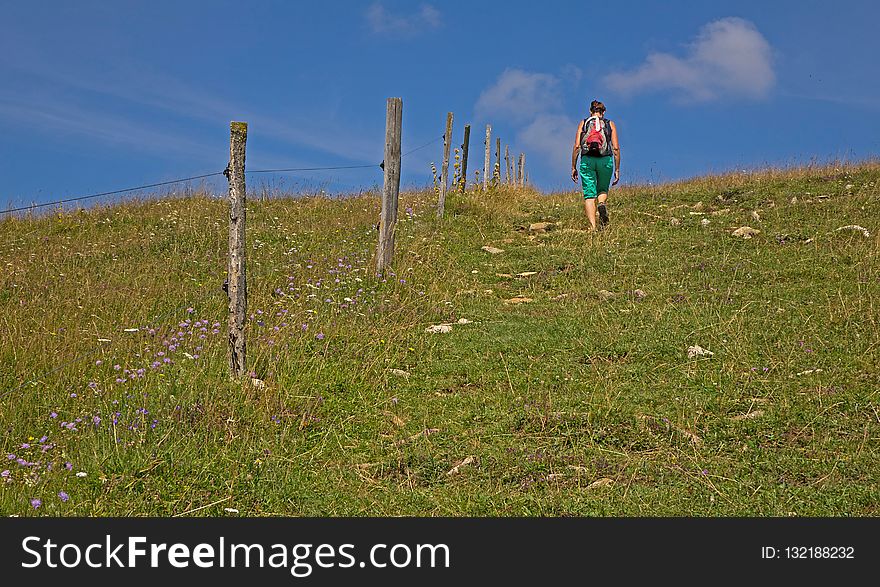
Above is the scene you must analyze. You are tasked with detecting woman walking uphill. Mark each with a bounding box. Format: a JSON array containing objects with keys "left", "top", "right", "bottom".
[{"left": 571, "top": 100, "right": 620, "bottom": 230}]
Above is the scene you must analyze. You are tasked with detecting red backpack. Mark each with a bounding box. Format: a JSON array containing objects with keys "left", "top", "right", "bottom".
[{"left": 580, "top": 116, "right": 611, "bottom": 157}]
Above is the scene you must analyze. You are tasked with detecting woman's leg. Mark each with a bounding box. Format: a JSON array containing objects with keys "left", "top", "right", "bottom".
[
  {"left": 580, "top": 158, "right": 598, "bottom": 230},
  {"left": 595, "top": 156, "right": 614, "bottom": 226},
  {"left": 583, "top": 198, "right": 597, "bottom": 230},
  {"left": 596, "top": 193, "right": 608, "bottom": 227}
]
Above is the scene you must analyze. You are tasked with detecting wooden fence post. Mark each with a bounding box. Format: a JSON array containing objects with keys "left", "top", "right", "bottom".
[
  {"left": 504, "top": 145, "right": 511, "bottom": 185},
  {"left": 483, "top": 124, "right": 491, "bottom": 191},
  {"left": 437, "top": 112, "right": 453, "bottom": 218},
  {"left": 519, "top": 153, "right": 526, "bottom": 187},
  {"left": 460, "top": 124, "right": 470, "bottom": 191},
  {"left": 377, "top": 97, "right": 402, "bottom": 275},
  {"left": 227, "top": 121, "right": 248, "bottom": 379},
  {"left": 495, "top": 138, "right": 501, "bottom": 184}
]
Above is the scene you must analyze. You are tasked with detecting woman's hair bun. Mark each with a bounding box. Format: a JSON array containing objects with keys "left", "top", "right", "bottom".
[{"left": 590, "top": 100, "right": 606, "bottom": 113}]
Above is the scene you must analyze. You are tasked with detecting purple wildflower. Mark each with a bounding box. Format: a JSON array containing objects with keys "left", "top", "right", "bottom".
[
  {"left": 58, "top": 491, "right": 69, "bottom": 503},
  {"left": 30, "top": 498, "right": 41, "bottom": 509}
]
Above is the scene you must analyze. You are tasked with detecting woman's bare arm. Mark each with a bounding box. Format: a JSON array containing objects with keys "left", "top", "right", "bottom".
[
  {"left": 609, "top": 121, "right": 621, "bottom": 185},
  {"left": 571, "top": 119, "right": 584, "bottom": 181}
]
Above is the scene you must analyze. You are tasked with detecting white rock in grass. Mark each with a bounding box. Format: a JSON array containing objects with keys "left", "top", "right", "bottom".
[
  {"left": 732, "top": 226, "right": 760, "bottom": 239},
  {"left": 835, "top": 225, "right": 871, "bottom": 238},
  {"left": 446, "top": 456, "right": 475, "bottom": 476},
  {"left": 481, "top": 246, "right": 504, "bottom": 254},
  {"left": 669, "top": 217, "right": 681, "bottom": 226},
  {"left": 687, "top": 345, "right": 714, "bottom": 359},
  {"left": 597, "top": 289, "right": 616, "bottom": 301},
  {"left": 750, "top": 210, "right": 761, "bottom": 222},
  {"left": 700, "top": 218, "right": 710, "bottom": 227},
  {"left": 730, "top": 410, "right": 764, "bottom": 421},
  {"left": 388, "top": 368, "right": 410, "bottom": 378},
  {"left": 425, "top": 324, "right": 453, "bottom": 334},
  {"left": 456, "top": 318, "right": 472, "bottom": 324},
  {"left": 505, "top": 296, "right": 533, "bottom": 305},
  {"left": 251, "top": 378, "right": 266, "bottom": 389},
  {"left": 528, "top": 222, "right": 554, "bottom": 233},
  {"left": 587, "top": 477, "right": 614, "bottom": 489}
]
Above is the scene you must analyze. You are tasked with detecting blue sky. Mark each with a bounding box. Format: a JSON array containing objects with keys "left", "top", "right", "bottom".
[{"left": 1, "top": 0, "right": 879, "bottom": 207}]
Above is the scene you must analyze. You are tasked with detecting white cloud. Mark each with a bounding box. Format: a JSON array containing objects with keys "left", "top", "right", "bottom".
[
  {"left": 366, "top": 3, "right": 442, "bottom": 36},
  {"left": 0, "top": 93, "right": 219, "bottom": 160},
  {"left": 473, "top": 68, "right": 587, "bottom": 179},
  {"left": 605, "top": 17, "right": 775, "bottom": 101},
  {"left": 516, "top": 113, "right": 578, "bottom": 174},
  {"left": 475, "top": 69, "right": 562, "bottom": 123},
  {"left": 0, "top": 56, "right": 380, "bottom": 165}
]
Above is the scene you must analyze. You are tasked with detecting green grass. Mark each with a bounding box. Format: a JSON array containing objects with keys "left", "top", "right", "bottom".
[{"left": 1, "top": 163, "right": 878, "bottom": 516}]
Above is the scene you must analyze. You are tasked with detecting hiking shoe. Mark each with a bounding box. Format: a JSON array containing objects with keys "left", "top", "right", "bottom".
[{"left": 598, "top": 202, "right": 609, "bottom": 227}]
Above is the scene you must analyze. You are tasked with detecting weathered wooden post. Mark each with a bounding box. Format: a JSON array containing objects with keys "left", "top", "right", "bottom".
[
  {"left": 459, "top": 124, "right": 470, "bottom": 191},
  {"left": 495, "top": 137, "right": 501, "bottom": 184},
  {"left": 483, "top": 124, "right": 491, "bottom": 191},
  {"left": 437, "top": 112, "right": 453, "bottom": 218},
  {"left": 226, "top": 121, "right": 247, "bottom": 378},
  {"left": 504, "top": 145, "right": 511, "bottom": 185},
  {"left": 377, "top": 97, "right": 402, "bottom": 274},
  {"left": 519, "top": 153, "right": 526, "bottom": 187}
]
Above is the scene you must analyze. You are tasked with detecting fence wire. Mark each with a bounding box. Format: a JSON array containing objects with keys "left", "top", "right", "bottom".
[{"left": 2, "top": 134, "right": 446, "bottom": 397}]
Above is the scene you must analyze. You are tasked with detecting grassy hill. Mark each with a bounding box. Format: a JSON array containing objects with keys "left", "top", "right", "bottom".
[{"left": 1, "top": 163, "right": 878, "bottom": 516}]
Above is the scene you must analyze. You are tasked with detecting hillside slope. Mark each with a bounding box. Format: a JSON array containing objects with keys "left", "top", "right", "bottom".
[{"left": 1, "top": 164, "right": 878, "bottom": 516}]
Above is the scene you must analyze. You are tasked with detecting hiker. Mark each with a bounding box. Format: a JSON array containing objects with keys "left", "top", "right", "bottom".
[{"left": 571, "top": 100, "right": 620, "bottom": 230}]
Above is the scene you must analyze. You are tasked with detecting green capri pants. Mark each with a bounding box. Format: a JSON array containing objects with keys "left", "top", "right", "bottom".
[{"left": 580, "top": 155, "right": 614, "bottom": 199}]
